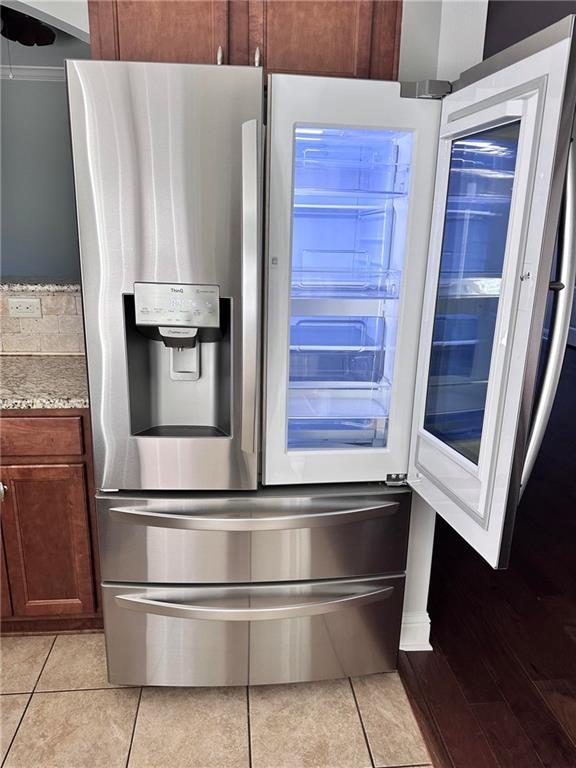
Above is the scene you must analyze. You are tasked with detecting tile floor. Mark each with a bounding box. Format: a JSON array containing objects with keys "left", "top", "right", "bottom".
[{"left": 0, "top": 632, "right": 432, "bottom": 768}]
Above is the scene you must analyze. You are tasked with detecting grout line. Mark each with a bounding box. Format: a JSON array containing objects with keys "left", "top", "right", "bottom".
[
  {"left": 30, "top": 686, "right": 139, "bottom": 695},
  {"left": 0, "top": 692, "right": 31, "bottom": 768},
  {"left": 1, "top": 635, "right": 56, "bottom": 768},
  {"left": 124, "top": 687, "right": 143, "bottom": 768},
  {"left": 348, "top": 678, "right": 375, "bottom": 768},
  {"left": 32, "top": 636, "right": 57, "bottom": 694},
  {"left": 246, "top": 686, "right": 253, "bottom": 768}
]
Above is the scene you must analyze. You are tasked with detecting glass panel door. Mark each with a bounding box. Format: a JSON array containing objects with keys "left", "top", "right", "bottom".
[
  {"left": 288, "top": 126, "right": 412, "bottom": 451},
  {"left": 423, "top": 123, "right": 520, "bottom": 464},
  {"left": 409, "top": 27, "right": 575, "bottom": 568}
]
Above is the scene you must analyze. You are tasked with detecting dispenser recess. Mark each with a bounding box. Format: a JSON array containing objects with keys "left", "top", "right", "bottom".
[{"left": 126, "top": 282, "right": 231, "bottom": 438}]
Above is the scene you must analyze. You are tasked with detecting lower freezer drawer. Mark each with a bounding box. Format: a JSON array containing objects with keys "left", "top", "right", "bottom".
[{"left": 102, "top": 575, "right": 405, "bottom": 686}]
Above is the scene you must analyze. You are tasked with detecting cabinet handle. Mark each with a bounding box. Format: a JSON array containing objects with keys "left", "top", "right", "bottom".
[
  {"left": 216, "top": 45, "right": 223, "bottom": 65},
  {"left": 254, "top": 46, "right": 261, "bottom": 67},
  {"left": 0, "top": 484, "right": 7, "bottom": 502}
]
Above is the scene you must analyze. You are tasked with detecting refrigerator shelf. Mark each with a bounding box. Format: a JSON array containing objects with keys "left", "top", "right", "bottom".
[
  {"left": 291, "top": 267, "right": 401, "bottom": 299},
  {"left": 291, "top": 298, "right": 393, "bottom": 317},
  {"left": 288, "top": 389, "right": 390, "bottom": 420},
  {"left": 294, "top": 187, "right": 407, "bottom": 200},
  {"left": 287, "top": 419, "right": 388, "bottom": 449},
  {"left": 438, "top": 276, "right": 502, "bottom": 298},
  {"left": 289, "top": 380, "right": 389, "bottom": 390},
  {"left": 431, "top": 338, "right": 477, "bottom": 347},
  {"left": 293, "top": 203, "right": 398, "bottom": 215},
  {"left": 290, "top": 344, "right": 383, "bottom": 352},
  {"left": 297, "top": 150, "right": 410, "bottom": 173}
]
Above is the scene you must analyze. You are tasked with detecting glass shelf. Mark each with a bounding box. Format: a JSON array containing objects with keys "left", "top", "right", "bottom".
[
  {"left": 438, "top": 277, "right": 502, "bottom": 298},
  {"left": 287, "top": 419, "right": 388, "bottom": 450},
  {"left": 288, "top": 388, "right": 390, "bottom": 420},
  {"left": 295, "top": 187, "right": 406, "bottom": 199},
  {"left": 291, "top": 267, "right": 402, "bottom": 299},
  {"left": 293, "top": 204, "right": 392, "bottom": 216}
]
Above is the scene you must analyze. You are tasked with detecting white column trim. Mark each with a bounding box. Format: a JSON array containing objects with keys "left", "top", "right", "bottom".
[{"left": 400, "top": 610, "right": 433, "bottom": 651}]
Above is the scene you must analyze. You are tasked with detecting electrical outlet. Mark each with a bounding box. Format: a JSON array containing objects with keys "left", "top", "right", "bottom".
[{"left": 8, "top": 297, "right": 42, "bottom": 318}]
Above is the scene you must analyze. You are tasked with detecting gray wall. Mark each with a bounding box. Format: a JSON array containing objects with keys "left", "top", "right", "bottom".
[{"left": 1, "top": 28, "right": 89, "bottom": 281}]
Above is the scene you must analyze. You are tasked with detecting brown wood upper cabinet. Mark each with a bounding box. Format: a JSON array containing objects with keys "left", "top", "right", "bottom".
[
  {"left": 89, "top": 0, "right": 402, "bottom": 79},
  {"left": 248, "top": 0, "right": 401, "bottom": 78},
  {"left": 90, "top": 0, "right": 229, "bottom": 63}
]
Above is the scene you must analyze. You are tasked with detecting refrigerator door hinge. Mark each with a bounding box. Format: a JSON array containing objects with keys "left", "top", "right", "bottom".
[
  {"left": 400, "top": 80, "right": 452, "bottom": 100},
  {"left": 385, "top": 473, "right": 408, "bottom": 486}
]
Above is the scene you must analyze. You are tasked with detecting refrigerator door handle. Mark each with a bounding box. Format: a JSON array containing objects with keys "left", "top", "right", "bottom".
[
  {"left": 241, "top": 118, "right": 260, "bottom": 455},
  {"left": 114, "top": 585, "right": 394, "bottom": 621},
  {"left": 521, "top": 141, "right": 576, "bottom": 494},
  {"left": 108, "top": 500, "right": 399, "bottom": 531}
]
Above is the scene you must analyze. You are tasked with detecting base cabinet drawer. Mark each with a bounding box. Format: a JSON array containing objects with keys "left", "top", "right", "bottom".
[
  {"left": 102, "top": 576, "right": 405, "bottom": 686},
  {"left": 1, "top": 417, "right": 84, "bottom": 457},
  {"left": 97, "top": 492, "right": 410, "bottom": 583}
]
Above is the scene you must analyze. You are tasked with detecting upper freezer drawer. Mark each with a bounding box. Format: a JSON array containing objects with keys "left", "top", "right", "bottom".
[
  {"left": 97, "top": 491, "right": 410, "bottom": 583},
  {"left": 102, "top": 575, "right": 405, "bottom": 686}
]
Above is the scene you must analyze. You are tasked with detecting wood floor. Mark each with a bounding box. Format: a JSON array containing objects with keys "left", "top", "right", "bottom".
[{"left": 399, "top": 347, "right": 576, "bottom": 768}]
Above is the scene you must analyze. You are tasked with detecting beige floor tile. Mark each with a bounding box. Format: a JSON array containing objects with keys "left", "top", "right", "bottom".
[
  {"left": 36, "top": 633, "right": 121, "bottom": 691},
  {"left": 249, "top": 678, "right": 371, "bottom": 768},
  {"left": 1, "top": 694, "right": 30, "bottom": 762},
  {"left": 128, "top": 686, "right": 249, "bottom": 768},
  {"left": 352, "top": 673, "right": 431, "bottom": 768},
  {"left": 3, "top": 688, "right": 140, "bottom": 768},
  {"left": 0, "top": 635, "right": 55, "bottom": 693}
]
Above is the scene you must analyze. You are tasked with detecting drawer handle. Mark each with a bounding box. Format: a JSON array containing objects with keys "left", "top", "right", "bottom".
[
  {"left": 115, "top": 585, "right": 394, "bottom": 621},
  {"left": 109, "top": 501, "right": 399, "bottom": 531}
]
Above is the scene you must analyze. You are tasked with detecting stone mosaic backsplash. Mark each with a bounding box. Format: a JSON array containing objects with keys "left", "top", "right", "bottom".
[{"left": 0, "top": 283, "right": 85, "bottom": 355}]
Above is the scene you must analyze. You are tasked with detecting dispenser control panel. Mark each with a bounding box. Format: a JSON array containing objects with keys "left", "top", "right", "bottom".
[{"left": 134, "top": 282, "right": 220, "bottom": 328}]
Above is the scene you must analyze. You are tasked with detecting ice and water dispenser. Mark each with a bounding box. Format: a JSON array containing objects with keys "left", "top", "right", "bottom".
[{"left": 124, "top": 282, "right": 231, "bottom": 438}]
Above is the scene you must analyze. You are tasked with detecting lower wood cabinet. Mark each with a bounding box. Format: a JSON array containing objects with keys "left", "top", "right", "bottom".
[
  {"left": 0, "top": 409, "right": 102, "bottom": 633},
  {"left": 1, "top": 540, "right": 12, "bottom": 618},
  {"left": 2, "top": 464, "right": 94, "bottom": 617}
]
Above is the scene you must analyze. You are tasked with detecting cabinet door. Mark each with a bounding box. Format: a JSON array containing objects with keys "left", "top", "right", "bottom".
[
  {"left": 1, "top": 538, "right": 12, "bottom": 618},
  {"left": 89, "top": 0, "right": 229, "bottom": 64},
  {"left": 409, "top": 22, "right": 576, "bottom": 568},
  {"left": 248, "top": 0, "right": 401, "bottom": 78},
  {"left": 2, "top": 464, "right": 95, "bottom": 617}
]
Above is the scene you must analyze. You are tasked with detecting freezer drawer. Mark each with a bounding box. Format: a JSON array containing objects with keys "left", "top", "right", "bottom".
[
  {"left": 97, "top": 492, "right": 409, "bottom": 583},
  {"left": 102, "top": 576, "right": 405, "bottom": 686}
]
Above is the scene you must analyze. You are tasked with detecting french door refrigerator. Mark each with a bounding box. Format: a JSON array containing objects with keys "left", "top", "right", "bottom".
[{"left": 67, "top": 16, "right": 576, "bottom": 687}]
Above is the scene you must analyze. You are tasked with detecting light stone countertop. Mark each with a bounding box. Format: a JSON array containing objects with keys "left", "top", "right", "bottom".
[
  {"left": 0, "top": 355, "right": 89, "bottom": 409},
  {"left": 1, "top": 281, "right": 81, "bottom": 293}
]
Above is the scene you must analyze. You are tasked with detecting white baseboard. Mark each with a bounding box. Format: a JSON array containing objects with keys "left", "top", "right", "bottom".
[{"left": 399, "top": 610, "right": 433, "bottom": 651}]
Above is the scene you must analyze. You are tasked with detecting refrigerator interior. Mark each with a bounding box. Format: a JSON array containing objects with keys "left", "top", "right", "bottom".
[
  {"left": 423, "top": 122, "right": 521, "bottom": 464},
  {"left": 288, "top": 126, "right": 412, "bottom": 450}
]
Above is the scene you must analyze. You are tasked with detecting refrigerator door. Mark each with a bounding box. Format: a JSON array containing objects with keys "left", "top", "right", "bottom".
[
  {"left": 263, "top": 75, "right": 441, "bottom": 485},
  {"left": 67, "top": 62, "right": 262, "bottom": 490},
  {"left": 409, "top": 18, "right": 576, "bottom": 567}
]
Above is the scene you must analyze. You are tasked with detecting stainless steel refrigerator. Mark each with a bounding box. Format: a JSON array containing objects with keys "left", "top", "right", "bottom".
[{"left": 67, "top": 16, "right": 576, "bottom": 686}]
